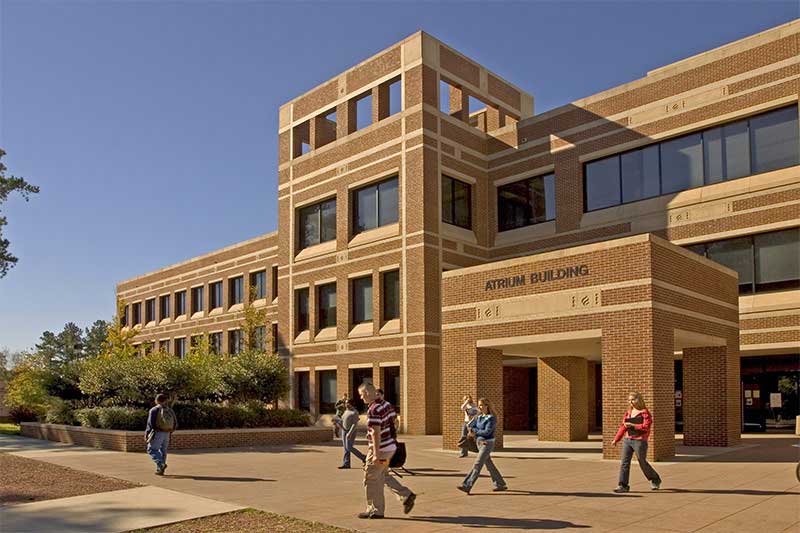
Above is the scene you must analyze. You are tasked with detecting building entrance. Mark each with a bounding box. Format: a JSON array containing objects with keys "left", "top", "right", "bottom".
[{"left": 441, "top": 234, "right": 741, "bottom": 460}]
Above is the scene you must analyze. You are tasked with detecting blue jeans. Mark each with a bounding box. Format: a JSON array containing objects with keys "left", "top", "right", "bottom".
[
  {"left": 618, "top": 439, "right": 660, "bottom": 487},
  {"left": 462, "top": 439, "right": 506, "bottom": 490},
  {"left": 147, "top": 431, "right": 170, "bottom": 467},
  {"left": 459, "top": 422, "right": 470, "bottom": 456},
  {"left": 342, "top": 432, "right": 366, "bottom": 467}
]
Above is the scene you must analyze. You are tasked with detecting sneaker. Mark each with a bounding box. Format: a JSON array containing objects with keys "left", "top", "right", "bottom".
[
  {"left": 403, "top": 492, "right": 416, "bottom": 514},
  {"left": 338, "top": 465, "right": 350, "bottom": 469},
  {"left": 650, "top": 479, "right": 661, "bottom": 490},
  {"left": 493, "top": 485, "right": 508, "bottom": 492},
  {"left": 357, "top": 512, "right": 384, "bottom": 519},
  {"left": 154, "top": 467, "right": 164, "bottom": 476},
  {"left": 459, "top": 453, "right": 468, "bottom": 458},
  {"left": 162, "top": 464, "right": 167, "bottom": 473},
  {"left": 613, "top": 485, "right": 629, "bottom": 493},
  {"left": 456, "top": 485, "right": 471, "bottom": 495}
]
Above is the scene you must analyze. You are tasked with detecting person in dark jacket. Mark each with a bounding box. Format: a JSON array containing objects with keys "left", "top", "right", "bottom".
[
  {"left": 145, "top": 393, "right": 177, "bottom": 475},
  {"left": 612, "top": 391, "right": 661, "bottom": 492},
  {"left": 457, "top": 398, "right": 507, "bottom": 494}
]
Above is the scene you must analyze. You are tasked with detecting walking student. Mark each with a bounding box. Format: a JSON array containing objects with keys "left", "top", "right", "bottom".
[
  {"left": 333, "top": 393, "right": 349, "bottom": 438},
  {"left": 339, "top": 398, "right": 366, "bottom": 469},
  {"left": 457, "top": 398, "right": 507, "bottom": 494},
  {"left": 459, "top": 394, "right": 478, "bottom": 458},
  {"left": 145, "top": 393, "right": 177, "bottom": 475},
  {"left": 612, "top": 391, "right": 662, "bottom": 493},
  {"left": 358, "top": 382, "right": 416, "bottom": 519}
]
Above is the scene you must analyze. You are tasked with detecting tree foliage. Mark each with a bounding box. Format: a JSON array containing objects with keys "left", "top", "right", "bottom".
[{"left": 0, "top": 148, "right": 39, "bottom": 278}]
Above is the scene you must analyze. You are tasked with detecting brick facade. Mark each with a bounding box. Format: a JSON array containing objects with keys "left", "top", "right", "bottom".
[{"left": 117, "top": 23, "right": 798, "bottom": 447}]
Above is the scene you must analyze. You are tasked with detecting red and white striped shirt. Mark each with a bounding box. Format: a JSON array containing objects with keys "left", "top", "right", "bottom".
[{"left": 367, "top": 399, "right": 397, "bottom": 453}]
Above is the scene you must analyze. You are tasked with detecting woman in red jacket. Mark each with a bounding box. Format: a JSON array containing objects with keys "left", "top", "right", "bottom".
[{"left": 612, "top": 392, "right": 661, "bottom": 493}]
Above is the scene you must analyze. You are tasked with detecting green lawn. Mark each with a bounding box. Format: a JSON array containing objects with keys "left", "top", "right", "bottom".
[{"left": 0, "top": 423, "right": 21, "bottom": 435}]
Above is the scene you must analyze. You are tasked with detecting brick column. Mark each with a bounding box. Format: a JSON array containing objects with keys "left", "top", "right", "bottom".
[
  {"left": 309, "top": 369, "right": 318, "bottom": 417},
  {"left": 336, "top": 364, "right": 350, "bottom": 402},
  {"left": 587, "top": 361, "right": 598, "bottom": 433},
  {"left": 537, "top": 357, "right": 588, "bottom": 441},
  {"left": 448, "top": 85, "right": 469, "bottom": 122},
  {"left": 476, "top": 348, "right": 505, "bottom": 448},
  {"left": 682, "top": 345, "right": 740, "bottom": 447}
]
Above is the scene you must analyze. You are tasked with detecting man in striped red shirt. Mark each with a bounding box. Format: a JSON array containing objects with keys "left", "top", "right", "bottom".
[{"left": 357, "top": 382, "right": 416, "bottom": 519}]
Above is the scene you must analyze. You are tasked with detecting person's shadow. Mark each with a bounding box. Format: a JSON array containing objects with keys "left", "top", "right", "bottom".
[
  {"left": 404, "top": 515, "right": 589, "bottom": 529},
  {"left": 163, "top": 474, "right": 274, "bottom": 482}
]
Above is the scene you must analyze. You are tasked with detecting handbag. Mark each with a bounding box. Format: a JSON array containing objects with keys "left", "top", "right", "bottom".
[{"left": 457, "top": 434, "right": 479, "bottom": 453}]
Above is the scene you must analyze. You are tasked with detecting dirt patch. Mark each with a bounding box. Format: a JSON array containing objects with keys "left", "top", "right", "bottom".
[
  {"left": 0, "top": 453, "right": 139, "bottom": 505},
  {"left": 129, "top": 508, "right": 354, "bottom": 532}
]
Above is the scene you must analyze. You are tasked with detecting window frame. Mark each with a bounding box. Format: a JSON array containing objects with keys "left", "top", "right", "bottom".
[
  {"left": 250, "top": 270, "right": 267, "bottom": 300},
  {"left": 317, "top": 282, "right": 337, "bottom": 330},
  {"left": 352, "top": 176, "right": 399, "bottom": 235},
  {"left": 229, "top": 276, "right": 244, "bottom": 306},
  {"left": 497, "top": 173, "right": 556, "bottom": 232},
  {"left": 174, "top": 291, "right": 186, "bottom": 317},
  {"left": 295, "top": 287, "right": 310, "bottom": 334},
  {"left": 297, "top": 197, "right": 337, "bottom": 250},
  {"left": 382, "top": 270, "right": 400, "bottom": 322},
  {"left": 209, "top": 281, "right": 223, "bottom": 310},
  {"left": 351, "top": 276, "right": 373, "bottom": 325}
]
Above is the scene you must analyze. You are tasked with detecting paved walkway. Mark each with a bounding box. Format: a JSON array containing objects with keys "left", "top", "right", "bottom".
[{"left": 2, "top": 432, "right": 798, "bottom": 532}]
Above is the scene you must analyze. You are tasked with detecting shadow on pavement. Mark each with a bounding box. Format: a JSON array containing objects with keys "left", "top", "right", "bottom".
[
  {"left": 163, "top": 474, "right": 274, "bottom": 482},
  {"left": 482, "top": 490, "right": 639, "bottom": 498},
  {"left": 658, "top": 488, "right": 799, "bottom": 496},
  {"left": 402, "top": 515, "right": 590, "bottom": 529}
]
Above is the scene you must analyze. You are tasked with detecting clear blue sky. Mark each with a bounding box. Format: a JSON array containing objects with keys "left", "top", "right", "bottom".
[{"left": 0, "top": 1, "right": 796, "bottom": 353}]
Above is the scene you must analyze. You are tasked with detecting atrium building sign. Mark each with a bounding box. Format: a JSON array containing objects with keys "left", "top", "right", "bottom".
[{"left": 484, "top": 265, "right": 590, "bottom": 291}]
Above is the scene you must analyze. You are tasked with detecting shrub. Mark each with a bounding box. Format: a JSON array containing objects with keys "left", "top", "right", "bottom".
[
  {"left": 9, "top": 405, "right": 39, "bottom": 424},
  {"left": 44, "top": 397, "right": 77, "bottom": 425},
  {"left": 172, "top": 401, "right": 310, "bottom": 429},
  {"left": 5, "top": 362, "right": 51, "bottom": 419},
  {"left": 74, "top": 406, "right": 148, "bottom": 430},
  {"left": 220, "top": 351, "right": 289, "bottom": 404}
]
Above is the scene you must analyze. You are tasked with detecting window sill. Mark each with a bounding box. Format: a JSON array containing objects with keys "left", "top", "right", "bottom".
[
  {"left": 228, "top": 303, "right": 244, "bottom": 313},
  {"left": 494, "top": 220, "right": 556, "bottom": 248},
  {"left": 144, "top": 321, "right": 156, "bottom": 328},
  {"left": 380, "top": 319, "right": 401, "bottom": 335},
  {"left": 295, "top": 330, "right": 311, "bottom": 344},
  {"left": 209, "top": 308, "right": 223, "bottom": 317},
  {"left": 295, "top": 240, "right": 336, "bottom": 261},
  {"left": 348, "top": 322, "right": 374, "bottom": 338},
  {"left": 191, "top": 312, "right": 204, "bottom": 320},
  {"left": 441, "top": 223, "right": 477, "bottom": 245},
  {"left": 158, "top": 318, "right": 171, "bottom": 326},
  {"left": 349, "top": 223, "right": 399, "bottom": 248},
  {"left": 315, "top": 327, "right": 337, "bottom": 342},
  {"left": 251, "top": 298, "right": 267, "bottom": 308},
  {"left": 174, "top": 315, "right": 187, "bottom": 323}
]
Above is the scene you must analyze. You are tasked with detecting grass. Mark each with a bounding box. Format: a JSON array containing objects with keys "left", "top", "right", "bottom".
[
  {"left": 128, "top": 508, "right": 354, "bottom": 532},
  {"left": 0, "top": 423, "right": 20, "bottom": 435}
]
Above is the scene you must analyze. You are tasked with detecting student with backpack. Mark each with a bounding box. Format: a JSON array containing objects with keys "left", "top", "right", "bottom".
[{"left": 145, "top": 393, "right": 177, "bottom": 475}]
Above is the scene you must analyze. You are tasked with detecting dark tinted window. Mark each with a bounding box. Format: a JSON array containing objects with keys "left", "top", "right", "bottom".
[
  {"left": 354, "top": 177, "right": 398, "bottom": 234},
  {"left": 298, "top": 198, "right": 336, "bottom": 250},
  {"left": 442, "top": 176, "right": 472, "bottom": 229},
  {"left": 250, "top": 271, "right": 266, "bottom": 300},
  {"left": 317, "top": 283, "right": 337, "bottom": 329},
  {"left": 175, "top": 291, "right": 186, "bottom": 316},
  {"left": 352, "top": 276, "right": 372, "bottom": 324},
  {"left": 750, "top": 107, "right": 799, "bottom": 174},
  {"left": 296, "top": 288, "right": 309, "bottom": 333},
  {"left": 382, "top": 270, "right": 400, "bottom": 321},
  {"left": 229, "top": 276, "right": 243, "bottom": 305},
  {"left": 210, "top": 282, "right": 222, "bottom": 309},
  {"left": 498, "top": 173, "right": 555, "bottom": 231}
]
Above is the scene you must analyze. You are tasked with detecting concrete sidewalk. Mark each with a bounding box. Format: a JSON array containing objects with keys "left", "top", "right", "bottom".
[
  {"left": 2, "top": 433, "right": 799, "bottom": 532},
  {"left": 0, "top": 486, "right": 243, "bottom": 533}
]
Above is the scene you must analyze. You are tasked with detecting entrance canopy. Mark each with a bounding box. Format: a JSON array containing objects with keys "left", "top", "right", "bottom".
[{"left": 441, "top": 234, "right": 740, "bottom": 460}]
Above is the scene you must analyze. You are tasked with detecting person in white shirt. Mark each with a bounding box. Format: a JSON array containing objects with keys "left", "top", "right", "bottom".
[{"left": 459, "top": 394, "right": 479, "bottom": 458}]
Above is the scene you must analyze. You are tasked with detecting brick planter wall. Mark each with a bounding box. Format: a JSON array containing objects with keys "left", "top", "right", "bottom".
[{"left": 20, "top": 423, "right": 332, "bottom": 452}]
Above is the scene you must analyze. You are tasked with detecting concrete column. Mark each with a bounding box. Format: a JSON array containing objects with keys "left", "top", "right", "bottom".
[
  {"left": 537, "top": 357, "right": 589, "bottom": 441},
  {"left": 373, "top": 84, "right": 390, "bottom": 123},
  {"left": 336, "top": 99, "right": 357, "bottom": 138},
  {"left": 683, "top": 345, "right": 740, "bottom": 447},
  {"left": 448, "top": 85, "right": 469, "bottom": 122},
  {"left": 311, "top": 113, "right": 336, "bottom": 149}
]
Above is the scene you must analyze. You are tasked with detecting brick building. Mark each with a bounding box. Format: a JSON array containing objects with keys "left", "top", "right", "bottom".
[{"left": 117, "top": 22, "right": 799, "bottom": 459}]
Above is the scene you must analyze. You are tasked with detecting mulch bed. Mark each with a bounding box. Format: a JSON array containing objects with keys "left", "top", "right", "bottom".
[
  {"left": 0, "top": 453, "right": 139, "bottom": 506},
  {"left": 129, "top": 508, "right": 354, "bottom": 532}
]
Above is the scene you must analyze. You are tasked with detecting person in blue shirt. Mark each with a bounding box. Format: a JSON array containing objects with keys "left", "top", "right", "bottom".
[
  {"left": 145, "top": 393, "right": 177, "bottom": 475},
  {"left": 457, "top": 398, "right": 507, "bottom": 494}
]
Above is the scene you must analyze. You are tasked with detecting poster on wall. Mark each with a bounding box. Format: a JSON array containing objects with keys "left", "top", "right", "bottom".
[{"left": 770, "top": 392, "right": 782, "bottom": 407}]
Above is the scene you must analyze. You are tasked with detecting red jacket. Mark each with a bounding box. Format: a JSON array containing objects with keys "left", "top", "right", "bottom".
[{"left": 613, "top": 409, "right": 652, "bottom": 444}]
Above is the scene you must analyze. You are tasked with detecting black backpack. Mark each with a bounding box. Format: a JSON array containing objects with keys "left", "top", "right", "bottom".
[{"left": 389, "top": 441, "right": 407, "bottom": 468}]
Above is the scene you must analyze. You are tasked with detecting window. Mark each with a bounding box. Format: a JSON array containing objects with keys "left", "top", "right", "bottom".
[
  {"left": 498, "top": 173, "right": 556, "bottom": 231},
  {"left": 685, "top": 228, "right": 799, "bottom": 294},
  {"left": 296, "top": 288, "right": 309, "bottom": 333},
  {"left": 352, "top": 276, "right": 373, "bottom": 324},
  {"left": 442, "top": 176, "right": 472, "bottom": 229},
  {"left": 120, "top": 306, "right": 128, "bottom": 327},
  {"left": 584, "top": 106, "right": 799, "bottom": 211},
  {"left": 296, "top": 372, "right": 310, "bottom": 411},
  {"left": 209, "top": 332, "right": 222, "bottom": 355},
  {"left": 145, "top": 298, "right": 156, "bottom": 323},
  {"left": 229, "top": 329, "right": 243, "bottom": 355},
  {"left": 317, "top": 283, "right": 337, "bottom": 329},
  {"left": 271, "top": 323, "right": 279, "bottom": 354},
  {"left": 174, "top": 338, "right": 186, "bottom": 359},
  {"left": 159, "top": 340, "right": 170, "bottom": 354},
  {"left": 318, "top": 369, "right": 337, "bottom": 413},
  {"left": 382, "top": 270, "right": 400, "bottom": 321},
  {"left": 132, "top": 303, "right": 141, "bottom": 325},
  {"left": 353, "top": 176, "right": 398, "bottom": 234},
  {"left": 210, "top": 281, "right": 222, "bottom": 310},
  {"left": 191, "top": 286, "right": 204, "bottom": 314},
  {"left": 254, "top": 326, "right": 267, "bottom": 352},
  {"left": 271, "top": 266, "right": 278, "bottom": 300},
  {"left": 190, "top": 335, "right": 202, "bottom": 349},
  {"left": 298, "top": 198, "right": 336, "bottom": 250},
  {"left": 175, "top": 291, "right": 186, "bottom": 317},
  {"left": 159, "top": 295, "right": 170, "bottom": 321},
  {"left": 355, "top": 91, "right": 373, "bottom": 130},
  {"left": 229, "top": 276, "right": 243, "bottom": 306},
  {"left": 250, "top": 271, "right": 266, "bottom": 300}
]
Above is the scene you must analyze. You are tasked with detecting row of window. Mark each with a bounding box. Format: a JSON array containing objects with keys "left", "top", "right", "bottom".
[
  {"left": 296, "top": 365, "right": 401, "bottom": 413},
  {"left": 297, "top": 176, "right": 399, "bottom": 251},
  {"left": 139, "top": 324, "right": 279, "bottom": 358},
  {"left": 685, "top": 228, "right": 799, "bottom": 294},
  {"left": 295, "top": 270, "right": 400, "bottom": 335},
  {"left": 293, "top": 76, "right": 401, "bottom": 158},
  {"left": 122, "top": 267, "right": 278, "bottom": 327},
  {"left": 585, "top": 106, "right": 799, "bottom": 211}
]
